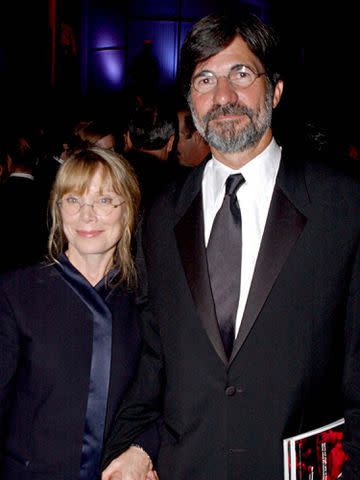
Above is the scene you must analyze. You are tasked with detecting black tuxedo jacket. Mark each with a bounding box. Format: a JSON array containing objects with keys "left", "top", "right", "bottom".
[
  {"left": 104, "top": 150, "right": 360, "bottom": 479},
  {"left": 0, "top": 263, "right": 145, "bottom": 479},
  {"left": 125, "top": 150, "right": 176, "bottom": 210}
]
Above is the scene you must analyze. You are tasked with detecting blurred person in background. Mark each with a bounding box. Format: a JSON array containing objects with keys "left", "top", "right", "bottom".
[
  {"left": 124, "top": 103, "right": 176, "bottom": 210},
  {"left": 0, "top": 129, "right": 47, "bottom": 271},
  {"left": 176, "top": 107, "right": 210, "bottom": 168},
  {"left": 74, "top": 119, "right": 117, "bottom": 151}
]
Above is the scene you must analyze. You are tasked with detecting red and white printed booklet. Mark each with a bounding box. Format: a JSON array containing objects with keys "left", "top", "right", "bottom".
[{"left": 283, "top": 418, "right": 347, "bottom": 480}]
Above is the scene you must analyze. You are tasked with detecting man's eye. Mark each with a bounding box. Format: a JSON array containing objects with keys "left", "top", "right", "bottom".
[
  {"left": 195, "top": 74, "right": 216, "bottom": 88},
  {"left": 233, "top": 69, "right": 250, "bottom": 79},
  {"left": 199, "top": 76, "right": 215, "bottom": 85}
]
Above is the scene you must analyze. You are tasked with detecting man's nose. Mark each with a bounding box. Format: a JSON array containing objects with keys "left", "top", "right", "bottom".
[{"left": 212, "top": 76, "right": 238, "bottom": 105}]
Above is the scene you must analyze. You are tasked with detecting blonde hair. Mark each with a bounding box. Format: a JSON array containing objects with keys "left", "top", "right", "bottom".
[{"left": 48, "top": 147, "right": 141, "bottom": 288}]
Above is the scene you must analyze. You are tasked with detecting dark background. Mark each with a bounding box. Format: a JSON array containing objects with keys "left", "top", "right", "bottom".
[{"left": 0, "top": 0, "right": 358, "bottom": 148}]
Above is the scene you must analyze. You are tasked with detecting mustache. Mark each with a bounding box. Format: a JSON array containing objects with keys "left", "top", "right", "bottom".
[{"left": 203, "top": 103, "right": 254, "bottom": 123}]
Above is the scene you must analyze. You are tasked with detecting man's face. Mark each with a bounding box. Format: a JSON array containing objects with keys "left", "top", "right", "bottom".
[
  {"left": 189, "top": 36, "right": 282, "bottom": 154},
  {"left": 95, "top": 134, "right": 116, "bottom": 151},
  {"left": 176, "top": 111, "right": 202, "bottom": 167}
]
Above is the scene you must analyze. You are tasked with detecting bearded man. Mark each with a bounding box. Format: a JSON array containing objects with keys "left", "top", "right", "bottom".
[{"left": 102, "top": 10, "right": 360, "bottom": 480}]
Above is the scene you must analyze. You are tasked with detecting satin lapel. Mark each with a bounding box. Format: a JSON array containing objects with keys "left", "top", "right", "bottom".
[
  {"left": 230, "top": 183, "right": 307, "bottom": 364},
  {"left": 174, "top": 169, "right": 228, "bottom": 366}
]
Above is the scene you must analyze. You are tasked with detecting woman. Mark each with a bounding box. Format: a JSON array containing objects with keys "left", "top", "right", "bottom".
[{"left": 0, "top": 147, "right": 156, "bottom": 479}]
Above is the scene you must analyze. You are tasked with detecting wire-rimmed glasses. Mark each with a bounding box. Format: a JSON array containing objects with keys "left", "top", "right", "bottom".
[
  {"left": 192, "top": 64, "right": 266, "bottom": 94},
  {"left": 57, "top": 195, "right": 125, "bottom": 216}
]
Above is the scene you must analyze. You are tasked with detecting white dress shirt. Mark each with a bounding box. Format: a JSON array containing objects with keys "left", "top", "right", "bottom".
[
  {"left": 9, "top": 172, "right": 35, "bottom": 180},
  {"left": 202, "top": 138, "right": 281, "bottom": 336}
]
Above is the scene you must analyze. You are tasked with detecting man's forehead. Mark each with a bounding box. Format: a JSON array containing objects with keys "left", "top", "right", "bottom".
[{"left": 193, "top": 36, "right": 261, "bottom": 75}]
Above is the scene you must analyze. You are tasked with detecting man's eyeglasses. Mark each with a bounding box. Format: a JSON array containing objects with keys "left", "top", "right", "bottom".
[
  {"left": 192, "top": 64, "right": 266, "bottom": 94},
  {"left": 57, "top": 195, "right": 125, "bottom": 216}
]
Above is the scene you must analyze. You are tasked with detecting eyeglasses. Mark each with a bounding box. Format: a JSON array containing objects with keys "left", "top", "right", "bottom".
[
  {"left": 192, "top": 64, "right": 266, "bottom": 94},
  {"left": 57, "top": 195, "right": 125, "bottom": 216}
]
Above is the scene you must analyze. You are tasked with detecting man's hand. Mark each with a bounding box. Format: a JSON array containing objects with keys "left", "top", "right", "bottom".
[{"left": 102, "top": 446, "right": 159, "bottom": 480}]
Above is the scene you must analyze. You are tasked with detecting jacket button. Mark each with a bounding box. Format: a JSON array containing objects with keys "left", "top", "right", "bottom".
[{"left": 225, "top": 386, "right": 236, "bottom": 396}]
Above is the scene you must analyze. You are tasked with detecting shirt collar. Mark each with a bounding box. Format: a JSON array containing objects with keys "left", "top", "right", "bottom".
[
  {"left": 9, "top": 172, "right": 34, "bottom": 181},
  {"left": 206, "top": 138, "right": 281, "bottom": 202},
  {"left": 53, "top": 155, "right": 64, "bottom": 165}
]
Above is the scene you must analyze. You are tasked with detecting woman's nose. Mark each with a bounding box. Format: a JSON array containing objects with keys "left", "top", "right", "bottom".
[{"left": 79, "top": 203, "right": 97, "bottom": 220}]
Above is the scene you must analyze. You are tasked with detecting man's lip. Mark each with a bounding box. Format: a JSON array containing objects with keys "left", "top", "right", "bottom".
[{"left": 211, "top": 113, "right": 245, "bottom": 121}]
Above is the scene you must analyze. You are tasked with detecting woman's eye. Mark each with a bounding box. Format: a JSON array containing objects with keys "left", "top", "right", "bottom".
[
  {"left": 65, "top": 196, "right": 80, "bottom": 204},
  {"left": 98, "top": 197, "right": 113, "bottom": 205}
]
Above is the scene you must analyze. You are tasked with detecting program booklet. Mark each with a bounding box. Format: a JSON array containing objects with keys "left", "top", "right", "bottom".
[{"left": 283, "top": 418, "right": 347, "bottom": 480}]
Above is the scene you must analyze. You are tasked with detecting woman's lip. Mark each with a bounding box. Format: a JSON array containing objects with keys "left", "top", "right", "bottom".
[{"left": 77, "top": 230, "right": 103, "bottom": 238}]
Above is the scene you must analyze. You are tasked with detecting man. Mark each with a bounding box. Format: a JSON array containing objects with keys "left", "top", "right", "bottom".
[
  {"left": 102, "top": 11, "right": 360, "bottom": 480},
  {"left": 0, "top": 131, "right": 47, "bottom": 272},
  {"left": 124, "top": 103, "right": 176, "bottom": 209},
  {"left": 176, "top": 107, "right": 210, "bottom": 168},
  {"left": 74, "top": 119, "right": 117, "bottom": 150}
]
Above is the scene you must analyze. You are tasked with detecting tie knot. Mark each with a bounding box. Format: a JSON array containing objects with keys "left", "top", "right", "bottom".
[{"left": 225, "top": 173, "right": 245, "bottom": 196}]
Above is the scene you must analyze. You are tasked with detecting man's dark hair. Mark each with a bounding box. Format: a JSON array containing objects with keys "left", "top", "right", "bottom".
[
  {"left": 1, "top": 132, "right": 36, "bottom": 170},
  {"left": 74, "top": 119, "right": 114, "bottom": 147},
  {"left": 180, "top": 10, "right": 282, "bottom": 99},
  {"left": 128, "top": 104, "right": 176, "bottom": 150}
]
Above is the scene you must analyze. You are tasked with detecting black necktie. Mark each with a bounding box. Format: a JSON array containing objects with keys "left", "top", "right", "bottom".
[{"left": 207, "top": 173, "right": 245, "bottom": 358}]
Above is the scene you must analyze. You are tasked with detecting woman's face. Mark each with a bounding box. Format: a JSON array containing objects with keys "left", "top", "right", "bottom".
[{"left": 60, "top": 167, "right": 125, "bottom": 264}]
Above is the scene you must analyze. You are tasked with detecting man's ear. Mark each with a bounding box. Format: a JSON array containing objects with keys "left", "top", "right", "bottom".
[
  {"left": 193, "top": 130, "right": 204, "bottom": 145},
  {"left": 124, "top": 131, "right": 133, "bottom": 151},
  {"left": 166, "top": 134, "right": 175, "bottom": 152},
  {"left": 6, "top": 154, "right": 14, "bottom": 173},
  {"left": 272, "top": 79, "right": 284, "bottom": 109}
]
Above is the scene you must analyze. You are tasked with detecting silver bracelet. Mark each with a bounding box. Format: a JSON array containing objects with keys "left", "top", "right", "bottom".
[{"left": 130, "top": 443, "right": 153, "bottom": 469}]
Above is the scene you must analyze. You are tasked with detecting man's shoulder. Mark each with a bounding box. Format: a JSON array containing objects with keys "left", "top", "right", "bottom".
[
  {"left": 145, "top": 162, "right": 203, "bottom": 218},
  {"left": 303, "top": 154, "right": 360, "bottom": 197},
  {"left": 143, "top": 182, "right": 178, "bottom": 228},
  {"left": 281, "top": 146, "right": 360, "bottom": 197}
]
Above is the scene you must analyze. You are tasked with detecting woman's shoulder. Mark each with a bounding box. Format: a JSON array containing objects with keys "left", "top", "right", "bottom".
[{"left": 0, "top": 262, "right": 58, "bottom": 290}]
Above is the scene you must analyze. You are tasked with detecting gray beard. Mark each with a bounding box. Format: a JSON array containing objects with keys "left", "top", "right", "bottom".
[{"left": 189, "top": 90, "right": 273, "bottom": 154}]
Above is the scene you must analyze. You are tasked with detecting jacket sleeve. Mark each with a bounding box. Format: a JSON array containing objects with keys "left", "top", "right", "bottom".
[
  {"left": 101, "top": 302, "right": 164, "bottom": 469},
  {"left": 0, "top": 283, "right": 20, "bottom": 454}
]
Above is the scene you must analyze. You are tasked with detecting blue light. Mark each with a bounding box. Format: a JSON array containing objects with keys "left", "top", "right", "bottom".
[
  {"left": 101, "top": 51, "right": 124, "bottom": 86},
  {"left": 93, "top": 30, "right": 121, "bottom": 50},
  {"left": 89, "top": 50, "right": 126, "bottom": 91}
]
